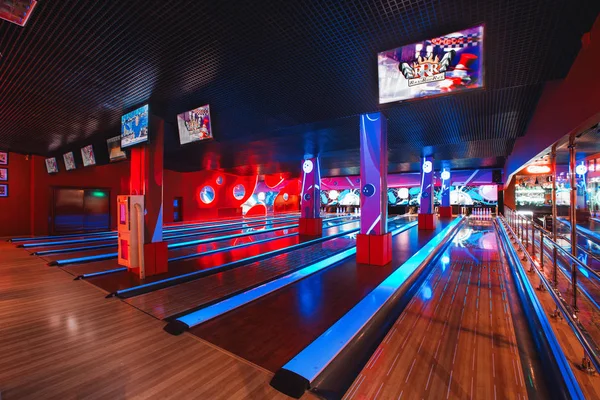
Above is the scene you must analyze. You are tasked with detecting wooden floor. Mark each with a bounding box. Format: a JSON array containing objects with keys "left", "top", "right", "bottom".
[
  {"left": 0, "top": 240, "right": 304, "bottom": 399},
  {"left": 344, "top": 224, "right": 530, "bottom": 400}
]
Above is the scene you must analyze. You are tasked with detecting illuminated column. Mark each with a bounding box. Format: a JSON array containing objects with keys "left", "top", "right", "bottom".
[
  {"left": 419, "top": 155, "right": 436, "bottom": 229},
  {"left": 298, "top": 157, "right": 322, "bottom": 236},
  {"left": 129, "top": 115, "right": 168, "bottom": 277},
  {"left": 356, "top": 112, "right": 392, "bottom": 266},
  {"left": 439, "top": 166, "right": 452, "bottom": 217}
]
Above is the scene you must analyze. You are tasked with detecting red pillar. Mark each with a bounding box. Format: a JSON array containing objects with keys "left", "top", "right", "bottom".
[{"left": 129, "top": 115, "right": 168, "bottom": 277}]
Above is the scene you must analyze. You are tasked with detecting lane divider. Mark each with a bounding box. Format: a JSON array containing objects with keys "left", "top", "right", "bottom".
[
  {"left": 49, "top": 217, "right": 358, "bottom": 266},
  {"left": 270, "top": 217, "right": 463, "bottom": 399},
  {"left": 164, "top": 220, "right": 417, "bottom": 335},
  {"left": 10, "top": 212, "right": 302, "bottom": 243},
  {"left": 23, "top": 214, "right": 308, "bottom": 249},
  {"left": 33, "top": 215, "right": 307, "bottom": 255},
  {"left": 108, "top": 222, "right": 369, "bottom": 299}
]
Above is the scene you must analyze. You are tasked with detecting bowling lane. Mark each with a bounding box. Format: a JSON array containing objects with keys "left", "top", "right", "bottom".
[
  {"left": 25, "top": 214, "right": 304, "bottom": 251},
  {"left": 80, "top": 218, "right": 362, "bottom": 294},
  {"left": 188, "top": 217, "right": 445, "bottom": 372},
  {"left": 344, "top": 222, "right": 529, "bottom": 400},
  {"left": 39, "top": 215, "right": 331, "bottom": 263}
]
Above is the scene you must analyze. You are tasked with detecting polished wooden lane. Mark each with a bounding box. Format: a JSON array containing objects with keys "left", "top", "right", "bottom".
[
  {"left": 344, "top": 224, "right": 529, "bottom": 400},
  {"left": 0, "top": 240, "right": 301, "bottom": 399},
  {"left": 190, "top": 219, "right": 449, "bottom": 372},
  {"left": 125, "top": 234, "right": 356, "bottom": 320}
]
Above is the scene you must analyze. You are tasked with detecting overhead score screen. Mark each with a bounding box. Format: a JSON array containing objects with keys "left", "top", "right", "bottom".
[
  {"left": 121, "top": 104, "right": 149, "bottom": 148},
  {"left": 378, "top": 25, "right": 484, "bottom": 104},
  {"left": 177, "top": 104, "right": 212, "bottom": 145}
]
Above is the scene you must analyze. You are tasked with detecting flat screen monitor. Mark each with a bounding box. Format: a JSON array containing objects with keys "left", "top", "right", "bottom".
[
  {"left": 177, "top": 104, "right": 212, "bottom": 145},
  {"left": 378, "top": 25, "right": 484, "bottom": 104},
  {"left": 107, "top": 135, "right": 127, "bottom": 162},
  {"left": 121, "top": 104, "right": 149, "bottom": 148},
  {"left": 45, "top": 157, "right": 58, "bottom": 174},
  {"left": 63, "top": 152, "right": 76, "bottom": 171},
  {"left": 81, "top": 144, "right": 96, "bottom": 167}
]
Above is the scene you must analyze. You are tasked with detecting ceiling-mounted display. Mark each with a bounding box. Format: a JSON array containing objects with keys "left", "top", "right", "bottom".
[
  {"left": 378, "top": 25, "right": 484, "bottom": 104},
  {"left": 121, "top": 104, "right": 149, "bottom": 148},
  {"left": 177, "top": 104, "right": 212, "bottom": 145}
]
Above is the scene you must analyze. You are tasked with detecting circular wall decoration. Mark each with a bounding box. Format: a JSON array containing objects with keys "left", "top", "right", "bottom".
[
  {"left": 328, "top": 190, "right": 339, "bottom": 200},
  {"left": 304, "top": 193, "right": 311, "bottom": 201},
  {"left": 257, "top": 192, "right": 266, "bottom": 201},
  {"left": 441, "top": 170, "right": 450, "bottom": 181},
  {"left": 362, "top": 183, "right": 376, "bottom": 197},
  {"left": 302, "top": 160, "right": 314, "bottom": 174},
  {"left": 398, "top": 188, "right": 409, "bottom": 199},
  {"left": 423, "top": 160, "right": 433, "bottom": 174},
  {"left": 232, "top": 184, "right": 246, "bottom": 200},
  {"left": 200, "top": 186, "right": 215, "bottom": 204},
  {"left": 283, "top": 193, "right": 289, "bottom": 201},
  {"left": 216, "top": 175, "right": 224, "bottom": 185}
]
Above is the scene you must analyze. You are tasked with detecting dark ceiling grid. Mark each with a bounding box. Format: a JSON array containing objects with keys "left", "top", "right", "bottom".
[{"left": 0, "top": 0, "right": 598, "bottom": 176}]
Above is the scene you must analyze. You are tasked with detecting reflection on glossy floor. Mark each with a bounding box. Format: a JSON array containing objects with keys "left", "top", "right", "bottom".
[
  {"left": 345, "top": 223, "right": 529, "bottom": 400},
  {"left": 0, "top": 241, "right": 297, "bottom": 399}
]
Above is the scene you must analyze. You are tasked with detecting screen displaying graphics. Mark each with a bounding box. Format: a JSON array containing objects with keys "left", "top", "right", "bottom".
[
  {"left": 81, "top": 145, "right": 96, "bottom": 167},
  {"left": 63, "top": 152, "right": 76, "bottom": 171},
  {"left": 121, "top": 104, "right": 149, "bottom": 148},
  {"left": 378, "top": 25, "right": 484, "bottom": 104},
  {"left": 177, "top": 104, "right": 212, "bottom": 145},
  {"left": 107, "top": 136, "right": 127, "bottom": 162},
  {"left": 45, "top": 157, "right": 58, "bottom": 174},
  {"left": 385, "top": 185, "right": 498, "bottom": 206}
]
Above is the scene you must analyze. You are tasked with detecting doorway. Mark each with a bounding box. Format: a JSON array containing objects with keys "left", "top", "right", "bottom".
[{"left": 52, "top": 188, "right": 110, "bottom": 234}]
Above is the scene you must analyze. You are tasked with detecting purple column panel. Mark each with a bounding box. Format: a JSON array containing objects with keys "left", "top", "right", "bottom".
[
  {"left": 440, "top": 167, "right": 451, "bottom": 207},
  {"left": 420, "top": 156, "right": 434, "bottom": 214},
  {"left": 300, "top": 157, "right": 321, "bottom": 218},
  {"left": 359, "top": 113, "right": 388, "bottom": 235}
]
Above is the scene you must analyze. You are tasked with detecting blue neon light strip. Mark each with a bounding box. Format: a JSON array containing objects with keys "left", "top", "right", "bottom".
[
  {"left": 52, "top": 217, "right": 358, "bottom": 266},
  {"left": 281, "top": 217, "right": 462, "bottom": 382},
  {"left": 25, "top": 215, "right": 305, "bottom": 248},
  {"left": 114, "top": 223, "right": 367, "bottom": 297},
  {"left": 497, "top": 220, "right": 584, "bottom": 399},
  {"left": 12, "top": 213, "right": 302, "bottom": 243},
  {"left": 32, "top": 216, "right": 305, "bottom": 254},
  {"left": 175, "top": 221, "right": 418, "bottom": 328}
]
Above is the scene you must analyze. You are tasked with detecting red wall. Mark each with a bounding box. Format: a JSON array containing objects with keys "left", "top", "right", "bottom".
[
  {"left": 1, "top": 152, "right": 261, "bottom": 237},
  {"left": 30, "top": 155, "right": 130, "bottom": 235},
  {"left": 0, "top": 153, "right": 32, "bottom": 237}
]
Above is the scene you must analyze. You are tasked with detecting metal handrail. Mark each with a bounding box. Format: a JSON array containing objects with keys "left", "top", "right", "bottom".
[
  {"left": 497, "top": 215, "right": 600, "bottom": 373},
  {"left": 556, "top": 234, "right": 600, "bottom": 264},
  {"left": 506, "top": 208, "right": 600, "bottom": 283}
]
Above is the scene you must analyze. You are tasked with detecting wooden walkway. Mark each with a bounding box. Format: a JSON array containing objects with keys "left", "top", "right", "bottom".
[{"left": 0, "top": 240, "right": 303, "bottom": 399}]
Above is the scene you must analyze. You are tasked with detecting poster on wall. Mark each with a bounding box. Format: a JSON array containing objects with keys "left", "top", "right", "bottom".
[
  {"left": 177, "top": 104, "right": 212, "bottom": 145},
  {"left": 121, "top": 104, "right": 149, "bottom": 148},
  {"left": 0, "top": 151, "right": 7, "bottom": 165},
  {"left": 0, "top": 168, "right": 7, "bottom": 181},
  {"left": 63, "top": 152, "right": 76, "bottom": 171},
  {"left": 81, "top": 145, "right": 96, "bottom": 167},
  {"left": 45, "top": 157, "right": 59, "bottom": 174},
  {"left": 0, "top": 184, "right": 7, "bottom": 197},
  {"left": 107, "top": 136, "right": 127, "bottom": 162},
  {"left": 378, "top": 25, "right": 484, "bottom": 104}
]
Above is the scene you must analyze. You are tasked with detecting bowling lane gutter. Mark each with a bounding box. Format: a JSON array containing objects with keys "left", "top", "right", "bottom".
[
  {"left": 105, "top": 217, "right": 380, "bottom": 298},
  {"left": 32, "top": 215, "right": 304, "bottom": 256},
  {"left": 164, "top": 218, "right": 418, "bottom": 334},
  {"left": 25, "top": 214, "right": 308, "bottom": 251}
]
